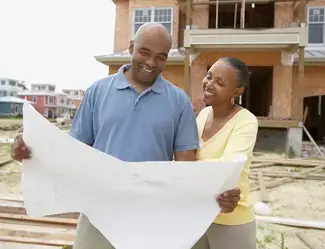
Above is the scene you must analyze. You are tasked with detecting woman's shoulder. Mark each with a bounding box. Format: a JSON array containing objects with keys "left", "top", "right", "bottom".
[
  {"left": 234, "top": 108, "right": 258, "bottom": 127},
  {"left": 196, "top": 106, "right": 212, "bottom": 120}
]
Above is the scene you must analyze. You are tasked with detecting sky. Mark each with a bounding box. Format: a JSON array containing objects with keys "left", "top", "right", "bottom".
[{"left": 0, "top": 0, "right": 116, "bottom": 91}]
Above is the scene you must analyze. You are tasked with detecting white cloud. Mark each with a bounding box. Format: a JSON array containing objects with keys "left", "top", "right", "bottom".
[{"left": 0, "top": 0, "right": 116, "bottom": 91}]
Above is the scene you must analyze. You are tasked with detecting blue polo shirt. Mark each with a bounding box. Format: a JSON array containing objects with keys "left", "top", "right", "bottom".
[{"left": 70, "top": 64, "right": 199, "bottom": 162}]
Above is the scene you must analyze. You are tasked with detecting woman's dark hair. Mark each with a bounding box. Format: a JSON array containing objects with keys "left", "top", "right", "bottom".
[{"left": 219, "top": 57, "right": 250, "bottom": 87}]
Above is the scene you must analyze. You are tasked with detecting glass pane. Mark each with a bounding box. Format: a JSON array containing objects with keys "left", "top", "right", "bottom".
[
  {"left": 134, "top": 23, "right": 143, "bottom": 34},
  {"left": 154, "top": 8, "right": 172, "bottom": 22},
  {"left": 308, "top": 23, "right": 324, "bottom": 43},
  {"left": 162, "top": 23, "right": 171, "bottom": 34}
]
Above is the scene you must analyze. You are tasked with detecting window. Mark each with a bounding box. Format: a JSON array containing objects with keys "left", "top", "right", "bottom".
[
  {"left": 133, "top": 8, "right": 173, "bottom": 35},
  {"left": 74, "top": 91, "right": 78, "bottom": 96},
  {"left": 49, "top": 86, "right": 55, "bottom": 91},
  {"left": 48, "top": 96, "right": 54, "bottom": 104},
  {"left": 308, "top": 7, "right": 325, "bottom": 44},
  {"left": 32, "top": 96, "right": 37, "bottom": 103},
  {"left": 9, "top": 80, "right": 16, "bottom": 86},
  {"left": 1, "top": 81, "right": 5, "bottom": 85}
]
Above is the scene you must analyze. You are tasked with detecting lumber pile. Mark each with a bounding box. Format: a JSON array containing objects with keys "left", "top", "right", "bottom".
[
  {"left": 0, "top": 199, "right": 78, "bottom": 247},
  {"left": 249, "top": 156, "right": 325, "bottom": 192}
]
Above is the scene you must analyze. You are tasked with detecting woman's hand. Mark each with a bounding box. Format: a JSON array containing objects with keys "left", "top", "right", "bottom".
[{"left": 216, "top": 188, "right": 241, "bottom": 213}]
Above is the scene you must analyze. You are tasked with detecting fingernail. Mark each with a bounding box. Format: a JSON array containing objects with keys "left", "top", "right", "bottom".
[{"left": 223, "top": 192, "right": 228, "bottom": 197}]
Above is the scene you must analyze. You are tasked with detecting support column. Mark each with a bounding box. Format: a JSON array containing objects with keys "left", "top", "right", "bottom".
[
  {"left": 190, "top": 60, "right": 207, "bottom": 101},
  {"left": 286, "top": 127, "right": 303, "bottom": 157},
  {"left": 184, "top": 0, "right": 192, "bottom": 98},
  {"left": 272, "top": 62, "right": 293, "bottom": 119}
]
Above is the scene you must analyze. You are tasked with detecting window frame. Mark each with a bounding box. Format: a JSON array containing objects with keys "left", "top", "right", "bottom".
[
  {"left": 307, "top": 6, "right": 325, "bottom": 46},
  {"left": 132, "top": 7, "right": 173, "bottom": 37}
]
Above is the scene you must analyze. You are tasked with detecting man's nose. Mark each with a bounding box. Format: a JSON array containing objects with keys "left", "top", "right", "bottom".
[{"left": 146, "top": 56, "right": 156, "bottom": 67}]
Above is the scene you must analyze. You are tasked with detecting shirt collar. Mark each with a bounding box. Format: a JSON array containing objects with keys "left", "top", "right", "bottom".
[{"left": 115, "top": 64, "right": 163, "bottom": 94}]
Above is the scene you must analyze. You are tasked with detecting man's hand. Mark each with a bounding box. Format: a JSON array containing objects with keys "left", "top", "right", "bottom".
[
  {"left": 216, "top": 188, "right": 241, "bottom": 213},
  {"left": 11, "top": 134, "right": 31, "bottom": 162}
]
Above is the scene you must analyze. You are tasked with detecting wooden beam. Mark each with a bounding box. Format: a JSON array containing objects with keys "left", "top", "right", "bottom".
[
  {"left": 184, "top": 49, "right": 191, "bottom": 98},
  {"left": 297, "top": 0, "right": 306, "bottom": 121},
  {"left": 186, "top": 0, "right": 192, "bottom": 28},
  {"left": 191, "top": 0, "right": 317, "bottom": 4},
  {"left": 234, "top": 4, "right": 238, "bottom": 28},
  {"left": 240, "top": 0, "right": 245, "bottom": 28},
  {"left": 216, "top": 0, "right": 219, "bottom": 28}
]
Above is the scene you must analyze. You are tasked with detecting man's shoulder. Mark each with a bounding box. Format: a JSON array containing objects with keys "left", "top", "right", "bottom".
[
  {"left": 160, "top": 77, "right": 191, "bottom": 105},
  {"left": 86, "top": 74, "right": 119, "bottom": 96}
]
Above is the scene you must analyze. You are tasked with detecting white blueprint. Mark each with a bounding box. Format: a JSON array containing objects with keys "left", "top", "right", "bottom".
[{"left": 21, "top": 103, "right": 246, "bottom": 249}]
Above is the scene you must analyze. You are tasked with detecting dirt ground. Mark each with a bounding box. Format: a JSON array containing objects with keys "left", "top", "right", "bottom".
[{"left": 0, "top": 129, "right": 324, "bottom": 249}]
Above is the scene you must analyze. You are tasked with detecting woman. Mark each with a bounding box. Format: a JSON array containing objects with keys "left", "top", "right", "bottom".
[{"left": 193, "top": 57, "right": 258, "bottom": 249}]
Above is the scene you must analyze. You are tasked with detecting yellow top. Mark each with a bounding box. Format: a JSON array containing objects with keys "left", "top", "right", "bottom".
[{"left": 196, "top": 106, "right": 258, "bottom": 225}]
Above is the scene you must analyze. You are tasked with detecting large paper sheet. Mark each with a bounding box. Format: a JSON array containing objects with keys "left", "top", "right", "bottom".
[{"left": 21, "top": 103, "right": 247, "bottom": 249}]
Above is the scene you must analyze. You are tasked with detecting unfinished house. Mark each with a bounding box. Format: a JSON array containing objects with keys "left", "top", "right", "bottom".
[{"left": 95, "top": 0, "right": 325, "bottom": 156}]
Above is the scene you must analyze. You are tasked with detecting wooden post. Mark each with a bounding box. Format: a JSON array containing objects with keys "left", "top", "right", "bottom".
[
  {"left": 186, "top": 0, "right": 192, "bottom": 28},
  {"left": 216, "top": 0, "right": 219, "bottom": 28},
  {"left": 185, "top": 49, "right": 191, "bottom": 98},
  {"left": 185, "top": 0, "right": 192, "bottom": 98},
  {"left": 297, "top": 0, "right": 306, "bottom": 121},
  {"left": 234, "top": 3, "right": 238, "bottom": 28},
  {"left": 240, "top": 0, "right": 245, "bottom": 28}
]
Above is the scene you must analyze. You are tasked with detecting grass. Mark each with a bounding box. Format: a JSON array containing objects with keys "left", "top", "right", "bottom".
[{"left": 256, "top": 224, "right": 288, "bottom": 249}]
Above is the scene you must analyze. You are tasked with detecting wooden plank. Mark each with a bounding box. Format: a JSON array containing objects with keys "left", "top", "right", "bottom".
[
  {"left": 252, "top": 157, "right": 325, "bottom": 167},
  {"left": 295, "top": 231, "right": 325, "bottom": 248},
  {"left": 0, "top": 236, "right": 73, "bottom": 247},
  {"left": 256, "top": 216, "right": 325, "bottom": 230},
  {"left": 0, "top": 199, "right": 79, "bottom": 219},
  {"left": 250, "top": 171, "right": 325, "bottom": 180},
  {"left": 250, "top": 162, "right": 276, "bottom": 169},
  {"left": 257, "top": 170, "right": 268, "bottom": 202},
  {"left": 0, "top": 242, "right": 62, "bottom": 249},
  {"left": 0, "top": 222, "right": 75, "bottom": 238},
  {"left": 0, "top": 158, "right": 14, "bottom": 168},
  {"left": 257, "top": 118, "right": 301, "bottom": 128},
  {"left": 0, "top": 213, "right": 77, "bottom": 229},
  {"left": 251, "top": 160, "right": 325, "bottom": 191}
]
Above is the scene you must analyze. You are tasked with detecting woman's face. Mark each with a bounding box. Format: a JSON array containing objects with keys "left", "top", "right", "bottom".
[{"left": 202, "top": 60, "right": 240, "bottom": 106}]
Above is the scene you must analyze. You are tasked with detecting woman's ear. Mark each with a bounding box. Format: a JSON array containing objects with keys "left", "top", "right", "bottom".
[{"left": 234, "top": 87, "right": 244, "bottom": 98}]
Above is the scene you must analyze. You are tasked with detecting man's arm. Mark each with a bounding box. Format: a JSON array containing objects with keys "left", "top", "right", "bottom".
[
  {"left": 174, "top": 97, "right": 199, "bottom": 161},
  {"left": 69, "top": 87, "right": 95, "bottom": 146}
]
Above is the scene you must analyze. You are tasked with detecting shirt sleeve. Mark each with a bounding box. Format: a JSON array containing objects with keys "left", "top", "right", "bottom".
[
  {"left": 69, "top": 87, "right": 94, "bottom": 146},
  {"left": 173, "top": 98, "right": 200, "bottom": 152}
]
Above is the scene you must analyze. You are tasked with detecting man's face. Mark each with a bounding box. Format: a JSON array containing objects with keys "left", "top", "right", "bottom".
[{"left": 129, "top": 34, "right": 170, "bottom": 86}]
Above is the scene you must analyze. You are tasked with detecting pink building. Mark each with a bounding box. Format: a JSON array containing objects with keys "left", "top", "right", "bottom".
[{"left": 18, "top": 84, "right": 77, "bottom": 118}]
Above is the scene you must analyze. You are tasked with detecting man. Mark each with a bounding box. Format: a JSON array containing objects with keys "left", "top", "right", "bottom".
[{"left": 11, "top": 23, "right": 240, "bottom": 249}]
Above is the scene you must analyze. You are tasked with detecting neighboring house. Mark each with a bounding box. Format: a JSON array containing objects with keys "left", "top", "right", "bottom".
[
  {"left": 62, "top": 89, "right": 84, "bottom": 110},
  {"left": 18, "top": 84, "right": 76, "bottom": 119},
  {"left": 0, "top": 77, "right": 28, "bottom": 97},
  {"left": 95, "top": 0, "right": 325, "bottom": 156},
  {"left": 0, "top": 96, "right": 28, "bottom": 117}
]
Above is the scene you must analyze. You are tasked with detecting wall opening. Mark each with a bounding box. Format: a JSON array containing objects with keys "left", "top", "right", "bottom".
[
  {"left": 240, "top": 66, "right": 273, "bottom": 117},
  {"left": 303, "top": 95, "right": 325, "bottom": 143},
  {"left": 208, "top": 3, "right": 274, "bottom": 29}
]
